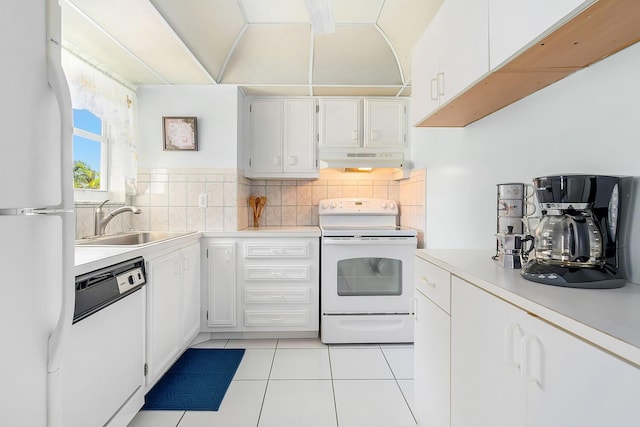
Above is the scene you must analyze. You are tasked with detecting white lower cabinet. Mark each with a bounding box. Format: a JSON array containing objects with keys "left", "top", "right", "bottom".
[
  {"left": 414, "top": 256, "right": 451, "bottom": 427},
  {"left": 450, "top": 276, "right": 640, "bottom": 427},
  {"left": 451, "top": 276, "right": 526, "bottom": 427},
  {"left": 180, "top": 243, "right": 201, "bottom": 346},
  {"left": 206, "top": 240, "right": 238, "bottom": 329},
  {"left": 145, "top": 242, "right": 201, "bottom": 388},
  {"left": 204, "top": 236, "right": 319, "bottom": 334}
]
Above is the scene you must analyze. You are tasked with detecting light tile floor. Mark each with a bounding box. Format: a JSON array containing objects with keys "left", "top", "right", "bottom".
[{"left": 129, "top": 338, "right": 416, "bottom": 427}]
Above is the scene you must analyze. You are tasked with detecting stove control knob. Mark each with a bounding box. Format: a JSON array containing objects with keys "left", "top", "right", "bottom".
[
  {"left": 389, "top": 202, "right": 396, "bottom": 209},
  {"left": 381, "top": 202, "right": 388, "bottom": 209},
  {"left": 330, "top": 203, "right": 337, "bottom": 209},
  {"left": 320, "top": 202, "right": 328, "bottom": 209}
]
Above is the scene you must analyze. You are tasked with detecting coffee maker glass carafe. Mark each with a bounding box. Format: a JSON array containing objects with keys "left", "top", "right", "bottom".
[
  {"left": 521, "top": 174, "right": 631, "bottom": 289},
  {"left": 533, "top": 212, "right": 603, "bottom": 266}
]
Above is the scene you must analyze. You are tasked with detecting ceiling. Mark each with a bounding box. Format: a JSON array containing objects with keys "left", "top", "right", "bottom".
[{"left": 60, "top": 0, "right": 443, "bottom": 96}]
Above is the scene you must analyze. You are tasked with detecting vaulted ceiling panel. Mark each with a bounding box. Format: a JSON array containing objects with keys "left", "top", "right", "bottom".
[
  {"left": 61, "top": 2, "right": 166, "bottom": 84},
  {"left": 378, "top": 0, "right": 444, "bottom": 84},
  {"left": 313, "top": 26, "right": 401, "bottom": 85},
  {"left": 150, "top": 0, "right": 245, "bottom": 82},
  {"left": 61, "top": 0, "right": 436, "bottom": 95},
  {"left": 66, "top": 0, "right": 213, "bottom": 84},
  {"left": 241, "top": 0, "right": 309, "bottom": 23},
  {"left": 222, "top": 24, "right": 311, "bottom": 84},
  {"left": 333, "top": 0, "right": 384, "bottom": 23}
]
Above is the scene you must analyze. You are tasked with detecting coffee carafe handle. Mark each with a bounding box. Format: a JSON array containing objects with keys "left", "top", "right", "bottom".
[
  {"left": 520, "top": 235, "right": 535, "bottom": 263},
  {"left": 568, "top": 216, "right": 591, "bottom": 263}
]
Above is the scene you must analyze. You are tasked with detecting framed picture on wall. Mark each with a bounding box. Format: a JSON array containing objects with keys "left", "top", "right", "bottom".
[{"left": 163, "top": 116, "right": 198, "bottom": 151}]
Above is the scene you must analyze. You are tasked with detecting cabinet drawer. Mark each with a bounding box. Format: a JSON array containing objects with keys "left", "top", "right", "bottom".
[
  {"left": 244, "top": 242, "right": 310, "bottom": 258},
  {"left": 244, "top": 310, "right": 310, "bottom": 326},
  {"left": 244, "top": 265, "right": 310, "bottom": 281},
  {"left": 415, "top": 256, "right": 451, "bottom": 313},
  {"left": 244, "top": 288, "right": 310, "bottom": 304}
]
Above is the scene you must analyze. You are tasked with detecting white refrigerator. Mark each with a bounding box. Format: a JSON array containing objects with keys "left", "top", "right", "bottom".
[{"left": 0, "top": 1, "right": 75, "bottom": 427}]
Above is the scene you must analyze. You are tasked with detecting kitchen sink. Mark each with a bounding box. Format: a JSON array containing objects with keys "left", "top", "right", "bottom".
[{"left": 75, "top": 231, "right": 197, "bottom": 247}]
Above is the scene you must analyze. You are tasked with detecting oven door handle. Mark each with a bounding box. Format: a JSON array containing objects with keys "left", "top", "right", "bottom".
[{"left": 322, "top": 238, "right": 416, "bottom": 246}]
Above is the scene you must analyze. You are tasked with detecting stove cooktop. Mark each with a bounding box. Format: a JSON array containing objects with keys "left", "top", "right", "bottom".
[
  {"left": 318, "top": 198, "right": 416, "bottom": 237},
  {"left": 320, "top": 224, "right": 417, "bottom": 237}
]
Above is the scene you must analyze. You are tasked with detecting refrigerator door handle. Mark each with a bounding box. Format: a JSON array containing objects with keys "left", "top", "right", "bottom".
[
  {"left": 45, "top": 16, "right": 75, "bottom": 427},
  {"left": 46, "top": 41, "right": 73, "bottom": 209}
]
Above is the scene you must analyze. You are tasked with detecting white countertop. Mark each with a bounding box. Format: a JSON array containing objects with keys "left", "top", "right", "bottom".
[
  {"left": 74, "top": 231, "right": 201, "bottom": 276},
  {"left": 75, "top": 227, "right": 320, "bottom": 275},
  {"left": 417, "top": 249, "right": 640, "bottom": 367},
  {"left": 202, "top": 226, "right": 321, "bottom": 238}
]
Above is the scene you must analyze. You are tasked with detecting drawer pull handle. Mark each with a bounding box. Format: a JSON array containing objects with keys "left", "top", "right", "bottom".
[
  {"left": 271, "top": 271, "right": 288, "bottom": 277},
  {"left": 504, "top": 323, "right": 523, "bottom": 368},
  {"left": 521, "top": 334, "right": 541, "bottom": 384},
  {"left": 271, "top": 317, "right": 284, "bottom": 322},
  {"left": 420, "top": 276, "right": 436, "bottom": 287}
]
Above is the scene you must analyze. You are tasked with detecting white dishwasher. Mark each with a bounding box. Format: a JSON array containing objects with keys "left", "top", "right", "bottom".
[{"left": 63, "top": 257, "right": 146, "bottom": 427}]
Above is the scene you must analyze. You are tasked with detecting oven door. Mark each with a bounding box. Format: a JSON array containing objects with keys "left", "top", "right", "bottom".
[{"left": 321, "top": 236, "right": 416, "bottom": 314}]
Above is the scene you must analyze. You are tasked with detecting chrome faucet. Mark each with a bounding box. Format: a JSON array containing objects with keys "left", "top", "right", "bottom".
[{"left": 94, "top": 199, "right": 142, "bottom": 236}]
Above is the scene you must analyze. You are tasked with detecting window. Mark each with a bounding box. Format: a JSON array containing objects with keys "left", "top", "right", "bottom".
[{"left": 73, "top": 109, "right": 108, "bottom": 192}]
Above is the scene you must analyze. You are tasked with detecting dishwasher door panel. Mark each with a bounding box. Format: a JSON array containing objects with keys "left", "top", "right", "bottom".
[{"left": 62, "top": 287, "right": 145, "bottom": 427}]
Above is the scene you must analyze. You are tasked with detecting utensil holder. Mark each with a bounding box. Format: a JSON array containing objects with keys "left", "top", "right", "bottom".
[{"left": 249, "top": 195, "right": 267, "bottom": 227}]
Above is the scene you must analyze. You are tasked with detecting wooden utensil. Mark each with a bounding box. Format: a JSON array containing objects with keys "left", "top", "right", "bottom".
[{"left": 250, "top": 195, "right": 267, "bottom": 227}]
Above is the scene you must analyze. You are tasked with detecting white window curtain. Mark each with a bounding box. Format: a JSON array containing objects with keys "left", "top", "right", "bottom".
[{"left": 61, "top": 50, "right": 138, "bottom": 201}]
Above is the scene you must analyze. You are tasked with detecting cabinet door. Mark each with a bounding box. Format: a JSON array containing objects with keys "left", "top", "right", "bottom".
[
  {"left": 146, "top": 252, "right": 183, "bottom": 385},
  {"left": 415, "top": 290, "right": 450, "bottom": 427},
  {"left": 364, "top": 99, "right": 405, "bottom": 148},
  {"left": 411, "top": 18, "right": 442, "bottom": 125},
  {"left": 451, "top": 277, "right": 526, "bottom": 427},
  {"left": 525, "top": 315, "right": 640, "bottom": 427},
  {"left": 250, "top": 99, "right": 283, "bottom": 174},
  {"left": 181, "top": 243, "right": 201, "bottom": 346},
  {"left": 284, "top": 99, "right": 317, "bottom": 174},
  {"left": 489, "top": 0, "right": 594, "bottom": 69},
  {"left": 437, "top": 0, "right": 489, "bottom": 105},
  {"left": 318, "top": 99, "right": 360, "bottom": 148},
  {"left": 207, "top": 242, "right": 238, "bottom": 328}
]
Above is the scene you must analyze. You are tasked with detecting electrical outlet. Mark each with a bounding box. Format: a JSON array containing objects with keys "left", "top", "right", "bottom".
[{"left": 198, "top": 193, "right": 208, "bottom": 208}]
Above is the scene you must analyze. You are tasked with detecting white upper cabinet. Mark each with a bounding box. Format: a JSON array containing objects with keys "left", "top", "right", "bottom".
[
  {"left": 412, "top": 0, "right": 610, "bottom": 126},
  {"left": 363, "top": 99, "right": 406, "bottom": 148},
  {"left": 318, "top": 99, "right": 361, "bottom": 148},
  {"left": 247, "top": 98, "right": 317, "bottom": 179},
  {"left": 437, "top": 0, "right": 489, "bottom": 105},
  {"left": 284, "top": 99, "right": 318, "bottom": 174},
  {"left": 411, "top": 13, "right": 442, "bottom": 125},
  {"left": 411, "top": 0, "right": 489, "bottom": 125},
  {"left": 489, "top": 0, "right": 595, "bottom": 69},
  {"left": 249, "top": 98, "right": 282, "bottom": 175},
  {"left": 319, "top": 98, "right": 406, "bottom": 149}
]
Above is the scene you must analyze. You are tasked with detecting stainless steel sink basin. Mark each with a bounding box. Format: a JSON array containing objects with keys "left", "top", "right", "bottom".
[{"left": 75, "top": 231, "right": 196, "bottom": 247}]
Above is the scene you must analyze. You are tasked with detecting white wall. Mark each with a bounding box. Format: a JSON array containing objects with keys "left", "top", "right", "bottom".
[
  {"left": 136, "top": 85, "right": 241, "bottom": 168},
  {"left": 411, "top": 41, "right": 640, "bottom": 282}
]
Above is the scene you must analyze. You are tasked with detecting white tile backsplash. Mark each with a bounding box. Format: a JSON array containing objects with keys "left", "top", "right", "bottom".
[{"left": 75, "top": 168, "right": 425, "bottom": 244}]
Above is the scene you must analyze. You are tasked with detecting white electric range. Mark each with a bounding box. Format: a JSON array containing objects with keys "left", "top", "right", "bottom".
[{"left": 319, "top": 198, "right": 417, "bottom": 343}]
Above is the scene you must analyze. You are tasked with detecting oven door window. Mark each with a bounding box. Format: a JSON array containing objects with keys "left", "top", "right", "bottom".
[{"left": 337, "top": 257, "right": 402, "bottom": 296}]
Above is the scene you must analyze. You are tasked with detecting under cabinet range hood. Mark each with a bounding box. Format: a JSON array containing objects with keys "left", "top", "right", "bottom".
[{"left": 318, "top": 151, "right": 404, "bottom": 170}]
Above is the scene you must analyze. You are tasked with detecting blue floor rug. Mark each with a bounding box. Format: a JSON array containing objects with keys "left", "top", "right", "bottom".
[{"left": 143, "top": 348, "right": 245, "bottom": 411}]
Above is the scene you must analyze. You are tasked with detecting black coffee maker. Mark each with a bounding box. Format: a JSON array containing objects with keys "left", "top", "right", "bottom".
[{"left": 521, "top": 174, "right": 632, "bottom": 289}]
